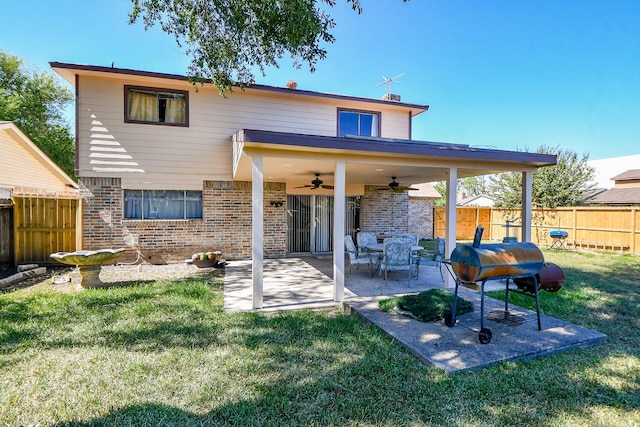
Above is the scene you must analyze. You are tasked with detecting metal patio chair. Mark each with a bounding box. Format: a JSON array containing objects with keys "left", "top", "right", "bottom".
[
  {"left": 344, "top": 235, "right": 376, "bottom": 276},
  {"left": 415, "top": 237, "right": 445, "bottom": 281},
  {"left": 380, "top": 241, "right": 412, "bottom": 285},
  {"left": 393, "top": 233, "right": 419, "bottom": 246},
  {"left": 356, "top": 231, "right": 378, "bottom": 253}
]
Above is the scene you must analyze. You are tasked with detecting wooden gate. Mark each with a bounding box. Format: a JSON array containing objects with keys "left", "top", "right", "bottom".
[{"left": 13, "top": 197, "right": 79, "bottom": 265}]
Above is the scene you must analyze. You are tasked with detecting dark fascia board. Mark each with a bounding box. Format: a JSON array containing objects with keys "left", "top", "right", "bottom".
[
  {"left": 236, "top": 129, "right": 557, "bottom": 167},
  {"left": 49, "top": 62, "right": 429, "bottom": 114}
]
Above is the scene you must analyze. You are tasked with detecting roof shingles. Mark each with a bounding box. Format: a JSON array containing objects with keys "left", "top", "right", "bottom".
[{"left": 590, "top": 187, "right": 640, "bottom": 205}]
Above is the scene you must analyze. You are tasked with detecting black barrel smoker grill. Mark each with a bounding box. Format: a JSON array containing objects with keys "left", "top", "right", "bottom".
[{"left": 444, "top": 227, "right": 564, "bottom": 344}]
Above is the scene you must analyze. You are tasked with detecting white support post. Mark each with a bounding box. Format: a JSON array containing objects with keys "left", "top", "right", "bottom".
[
  {"left": 333, "top": 161, "right": 346, "bottom": 302},
  {"left": 445, "top": 167, "right": 458, "bottom": 288},
  {"left": 252, "top": 155, "right": 264, "bottom": 309},
  {"left": 521, "top": 170, "right": 533, "bottom": 243}
]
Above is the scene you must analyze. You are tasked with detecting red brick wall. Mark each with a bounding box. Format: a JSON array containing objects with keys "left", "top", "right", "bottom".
[
  {"left": 360, "top": 186, "right": 409, "bottom": 235},
  {"left": 408, "top": 198, "right": 435, "bottom": 239},
  {"left": 79, "top": 178, "right": 287, "bottom": 263}
]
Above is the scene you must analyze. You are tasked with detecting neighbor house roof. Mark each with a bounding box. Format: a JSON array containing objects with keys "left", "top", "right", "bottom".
[
  {"left": 408, "top": 183, "right": 441, "bottom": 200},
  {"left": 588, "top": 155, "right": 640, "bottom": 189},
  {"left": 589, "top": 188, "right": 640, "bottom": 205},
  {"left": 457, "top": 194, "right": 495, "bottom": 207},
  {"left": 0, "top": 122, "right": 78, "bottom": 197},
  {"left": 611, "top": 169, "right": 640, "bottom": 182}
]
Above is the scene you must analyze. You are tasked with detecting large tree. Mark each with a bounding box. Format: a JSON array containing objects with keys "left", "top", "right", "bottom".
[
  {"left": 433, "top": 181, "right": 446, "bottom": 207},
  {"left": 488, "top": 145, "right": 597, "bottom": 208},
  {"left": 0, "top": 52, "right": 75, "bottom": 179},
  {"left": 432, "top": 176, "right": 488, "bottom": 207},
  {"left": 129, "top": 0, "right": 406, "bottom": 94}
]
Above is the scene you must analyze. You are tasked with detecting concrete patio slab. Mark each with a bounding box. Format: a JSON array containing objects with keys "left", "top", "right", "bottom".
[
  {"left": 346, "top": 290, "right": 607, "bottom": 373},
  {"left": 224, "top": 257, "right": 355, "bottom": 312},
  {"left": 223, "top": 256, "right": 607, "bottom": 373}
]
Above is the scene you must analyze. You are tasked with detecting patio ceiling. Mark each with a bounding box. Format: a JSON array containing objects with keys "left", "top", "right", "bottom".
[{"left": 232, "top": 129, "right": 557, "bottom": 187}]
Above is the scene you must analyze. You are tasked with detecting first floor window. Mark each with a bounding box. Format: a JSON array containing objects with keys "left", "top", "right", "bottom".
[
  {"left": 338, "top": 109, "right": 380, "bottom": 137},
  {"left": 124, "top": 190, "right": 202, "bottom": 219},
  {"left": 125, "top": 86, "right": 188, "bottom": 125}
]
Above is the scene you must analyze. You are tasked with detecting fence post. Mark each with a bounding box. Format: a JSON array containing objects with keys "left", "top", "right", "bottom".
[
  {"left": 572, "top": 208, "right": 577, "bottom": 248},
  {"left": 12, "top": 198, "right": 20, "bottom": 267},
  {"left": 632, "top": 208, "right": 637, "bottom": 255},
  {"left": 76, "top": 198, "right": 83, "bottom": 250}
]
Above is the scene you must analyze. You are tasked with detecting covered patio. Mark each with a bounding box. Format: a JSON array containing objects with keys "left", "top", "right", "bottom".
[
  {"left": 232, "top": 129, "right": 557, "bottom": 309},
  {"left": 222, "top": 256, "right": 606, "bottom": 373}
]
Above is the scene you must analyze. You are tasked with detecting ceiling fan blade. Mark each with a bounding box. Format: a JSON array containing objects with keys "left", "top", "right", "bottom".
[
  {"left": 321, "top": 185, "right": 334, "bottom": 190},
  {"left": 398, "top": 186, "right": 419, "bottom": 191},
  {"left": 294, "top": 184, "right": 314, "bottom": 188}
]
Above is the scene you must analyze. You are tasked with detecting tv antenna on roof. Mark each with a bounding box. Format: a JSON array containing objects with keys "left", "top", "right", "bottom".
[{"left": 376, "top": 73, "right": 405, "bottom": 95}]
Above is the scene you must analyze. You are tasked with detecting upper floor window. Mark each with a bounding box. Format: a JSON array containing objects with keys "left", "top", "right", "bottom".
[
  {"left": 125, "top": 86, "right": 188, "bottom": 126},
  {"left": 338, "top": 109, "right": 380, "bottom": 137},
  {"left": 124, "top": 190, "right": 202, "bottom": 219}
]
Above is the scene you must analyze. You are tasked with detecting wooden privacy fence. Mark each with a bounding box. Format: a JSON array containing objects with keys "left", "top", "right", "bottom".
[
  {"left": 13, "top": 196, "right": 80, "bottom": 265},
  {"left": 434, "top": 206, "right": 640, "bottom": 255}
]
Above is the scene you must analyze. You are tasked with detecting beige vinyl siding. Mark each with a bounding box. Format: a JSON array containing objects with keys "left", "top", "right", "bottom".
[
  {"left": 0, "top": 127, "right": 73, "bottom": 194},
  {"left": 77, "top": 76, "right": 413, "bottom": 189},
  {"left": 380, "top": 109, "right": 412, "bottom": 139}
]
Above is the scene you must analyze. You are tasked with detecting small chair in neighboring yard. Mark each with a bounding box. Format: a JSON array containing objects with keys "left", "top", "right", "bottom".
[
  {"left": 345, "top": 235, "right": 376, "bottom": 276},
  {"left": 380, "top": 241, "right": 412, "bottom": 285},
  {"left": 415, "top": 237, "right": 445, "bottom": 281}
]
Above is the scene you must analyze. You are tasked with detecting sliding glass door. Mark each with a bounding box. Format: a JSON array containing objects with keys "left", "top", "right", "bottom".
[{"left": 287, "top": 195, "right": 359, "bottom": 254}]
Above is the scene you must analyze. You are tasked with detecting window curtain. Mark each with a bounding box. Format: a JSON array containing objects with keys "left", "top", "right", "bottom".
[
  {"left": 124, "top": 190, "right": 143, "bottom": 219},
  {"left": 369, "top": 114, "right": 379, "bottom": 137},
  {"left": 128, "top": 91, "right": 159, "bottom": 122},
  {"left": 360, "top": 114, "right": 379, "bottom": 137},
  {"left": 185, "top": 191, "right": 203, "bottom": 219},
  {"left": 165, "top": 97, "right": 186, "bottom": 124},
  {"left": 124, "top": 190, "right": 202, "bottom": 219},
  {"left": 144, "top": 191, "right": 184, "bottom": 219}
]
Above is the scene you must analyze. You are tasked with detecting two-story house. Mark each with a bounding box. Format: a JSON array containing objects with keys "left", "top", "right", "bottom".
[{"left": 51, "top": 62, "right": 556, "bottom": 306}]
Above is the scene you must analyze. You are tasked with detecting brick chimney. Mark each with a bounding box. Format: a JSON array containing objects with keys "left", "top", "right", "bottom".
[{"left": 382, "top": 93, "right": 401, "bottom": 102}]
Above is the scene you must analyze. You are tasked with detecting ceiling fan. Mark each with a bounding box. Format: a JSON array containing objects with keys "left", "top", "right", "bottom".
[
  {"left": 295, "top": 173, "right": 334, "bottom": 190},
  {"left": 377, "top": 177, "right": 418, "bottom": 193}
]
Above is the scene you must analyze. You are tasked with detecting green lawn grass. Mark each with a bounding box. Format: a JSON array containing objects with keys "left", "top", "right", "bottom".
[{"left": 1, "top": 250, "right": 639, "bottom": 426}]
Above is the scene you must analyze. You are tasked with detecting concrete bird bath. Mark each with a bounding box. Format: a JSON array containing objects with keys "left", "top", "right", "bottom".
[{"left": 50, "top": 248, "right": 126, "bottom": 288}]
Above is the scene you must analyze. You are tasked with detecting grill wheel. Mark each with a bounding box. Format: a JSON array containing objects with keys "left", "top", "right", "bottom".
[{"left": 478, "top": 328, "right": 493, "bottom": 344}]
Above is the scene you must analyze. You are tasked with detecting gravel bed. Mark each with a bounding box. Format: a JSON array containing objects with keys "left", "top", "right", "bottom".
[{"left": 1, "top": 262, "right": 223, "bottom": 293}]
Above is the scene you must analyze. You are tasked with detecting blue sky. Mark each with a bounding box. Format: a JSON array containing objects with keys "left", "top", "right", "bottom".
[{"left": 2, "top": 0, "right": 639, "bottom": 160}]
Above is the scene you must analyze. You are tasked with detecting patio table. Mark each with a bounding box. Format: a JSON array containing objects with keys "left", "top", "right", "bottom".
[
  {"left": 365, "top": 243, "right": 423, "bottom": 253},
  {"left": 365, "top": 243, "right": 425, "bottom": 276}
]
